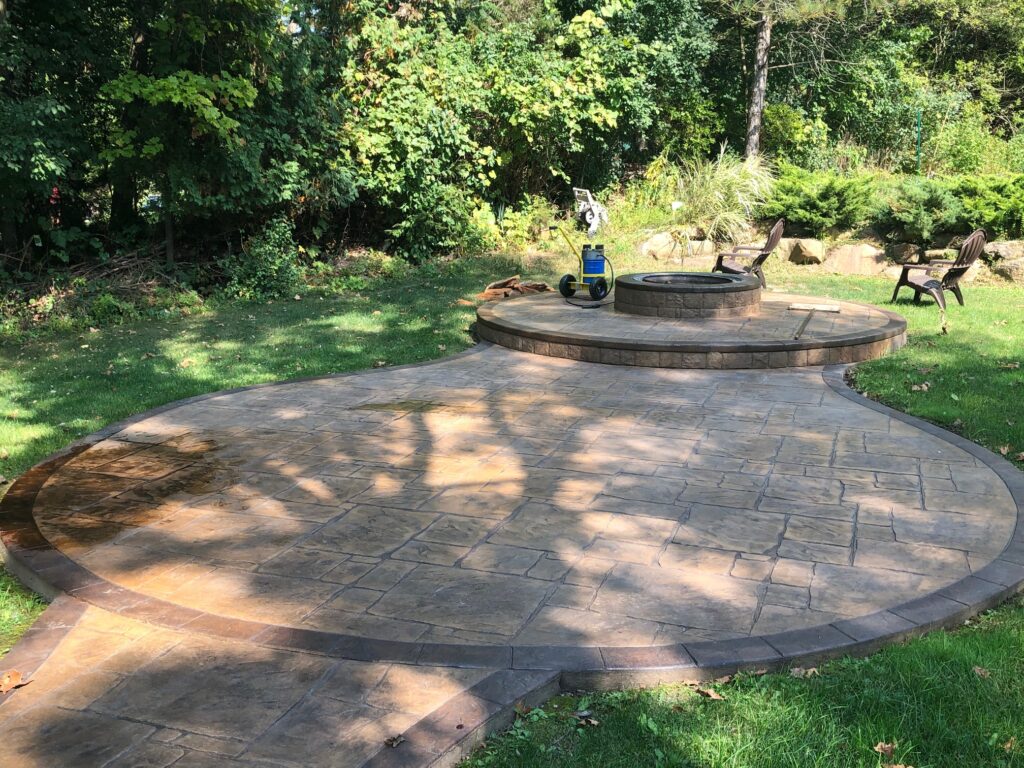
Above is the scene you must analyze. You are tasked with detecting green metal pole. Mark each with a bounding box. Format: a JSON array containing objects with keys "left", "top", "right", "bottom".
[{"left": 917, "top": 110, "right": 923, "bottom": 173}]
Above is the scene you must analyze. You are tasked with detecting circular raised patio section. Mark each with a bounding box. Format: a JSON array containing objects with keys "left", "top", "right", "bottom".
[
  {"left": 476, "top": 291, "right": 907, "bottom": 369},
  {"left": 615, "top": 272, "right": 761, "bottom": 319}
]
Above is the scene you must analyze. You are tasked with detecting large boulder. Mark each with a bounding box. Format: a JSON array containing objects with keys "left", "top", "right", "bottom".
[
  {"left": 924, "top": 248, "right": 957, "bottom": 262},
  {"left": 993, "top": 257, "right": 1024, "bottom": 284},
  {"left": 775, "top": 237, "right": 798, "bottom": 261},
  {"left": 886, "top": 243, "right": 921, "bottom": 263},
  {"left": 788, "top": 238, "right": 826, "bottom": 265},
  {"left": 680, "top": 239, "right": 715, "bottom": 259},
  {"left": 986, "top": 241, "right": 1024, "bottom": 262},
  {"left": 639, "top": 232, "right": 679, "bottom": 261},
  {"left": 823, "top": 242, "right": 887, "bottom": 275}
]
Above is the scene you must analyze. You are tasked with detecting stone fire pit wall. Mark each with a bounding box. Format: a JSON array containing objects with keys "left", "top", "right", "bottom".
[{"left": 614, "top": 272, "right": 762, "bottom": 319}]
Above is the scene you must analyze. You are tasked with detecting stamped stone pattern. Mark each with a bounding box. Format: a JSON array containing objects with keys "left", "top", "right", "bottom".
[
  {"left": 21, "top": 345, "right": 1016, "bottom": 648},
  {"left": 3, "top": 340, "right": 1024, "bottom": 768}
]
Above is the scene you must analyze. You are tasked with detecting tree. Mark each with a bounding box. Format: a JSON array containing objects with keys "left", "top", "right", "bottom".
[{"left": 727, "top": 0, "right": 848, "bottom": 157}]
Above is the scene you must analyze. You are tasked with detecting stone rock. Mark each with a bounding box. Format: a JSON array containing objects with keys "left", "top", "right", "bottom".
[
  {"left": 639, "top": 232, "right": 679, "bottom": 261},
  {"left": 924, "top": 248, "right": 956, "bottom": 262},
  {"left": 886, "top": 243, "right": 921, "bottom": 263},
  {"left": 776, "top": 238, "right": 798, "bottom": 260},
  {"left": 992, "top": 257, "right": 1024, "bottom": 283},
  {"left": 678, "top": 239, "right": 715, "bottom": 259},
  {"left": 960, "top": 261, "right": 992, "bottom": 284},
  {"left": 985, "top": 240, "right": 1024, "bottom": 262},
  {"left": 823, "top": 242, "right": 887, "bottom": 275},
  {"left": 788, "top": 238, "right": 826, "bottom": 265}
]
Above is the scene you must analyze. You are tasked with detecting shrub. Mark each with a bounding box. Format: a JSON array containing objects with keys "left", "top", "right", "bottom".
[
  {"left": 876, "top": 177, "right": 964, "bottom": 245},
  {"left": 220, "top": 217, "right": 302, "bottom": 300},
  {"left": 945, "top": 175, "right": 1024, "bottom": 240},
  {"left": 760, "top": 163, "right": 876, "bottom": 237},
  {"left": 670, "top": 149, "right": 775, "bottom": 242}
]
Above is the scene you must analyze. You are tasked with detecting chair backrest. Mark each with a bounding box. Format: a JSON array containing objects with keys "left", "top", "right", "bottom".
[
  {"left": 943, "top": 228, "right": 987, "bottom": 288},
  {"left": 752, "top": 219, "right": 785, "bottom": 268}
]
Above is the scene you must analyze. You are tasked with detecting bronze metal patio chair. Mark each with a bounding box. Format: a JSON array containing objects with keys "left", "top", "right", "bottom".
[
  {"left": 713, "top": 218, "right": 785, "bottom": 288},
  {"left": 890, "top": 229, "right": 987, "bottom": 310}
]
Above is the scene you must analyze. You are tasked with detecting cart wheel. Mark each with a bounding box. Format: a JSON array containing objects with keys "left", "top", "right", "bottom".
[
  {"left": 559, "top": 274, "right": 577, "bottom": 297},
  {"left": 589, "top": 277, "right": 609, "bottom": 300}
]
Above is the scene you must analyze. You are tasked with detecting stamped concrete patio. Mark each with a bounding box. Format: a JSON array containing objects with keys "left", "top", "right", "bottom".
[{"left": 3, "top": 342, "right": 1024, "bottom": 767}]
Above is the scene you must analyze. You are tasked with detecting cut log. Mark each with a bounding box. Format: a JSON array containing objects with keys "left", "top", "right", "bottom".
[{"left": 477, "top": 276, "right": 552, "bottom": 301}]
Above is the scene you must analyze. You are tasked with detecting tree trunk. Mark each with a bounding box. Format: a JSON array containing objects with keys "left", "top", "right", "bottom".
[
  {"left": 1, "top": 211, "right": 18, "bottom": 269},
  {"left": 164, "top": 210, "right": 175, "bottom": 268},
  {"left": 110, "top": 175, "right": 137, "bottom": 232},
  {"left": 744, "top": 13, "right": 773, "bottom": 158}
]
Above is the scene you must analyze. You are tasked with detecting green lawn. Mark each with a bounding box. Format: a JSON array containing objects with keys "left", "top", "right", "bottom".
[
  {"left": 463, "top": 599, "right": 1024, "bottom": 768},
  {"left": 0, "top": 567, "right": 45, "bottom": 657}
]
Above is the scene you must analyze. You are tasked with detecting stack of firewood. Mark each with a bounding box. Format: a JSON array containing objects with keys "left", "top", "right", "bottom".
[{"left": 476, "top": 275, "right": 552, "bottom": 301}]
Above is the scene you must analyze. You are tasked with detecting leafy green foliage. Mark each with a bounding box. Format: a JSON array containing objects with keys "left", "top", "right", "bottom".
[
  {"left": 219, "top": 217, "right": 302, "bottom": 300},
  {"left": 947, "top": 175, "right": 1024, "bottom": 239},
  {"left": 876, "top": 176, "right": 964, "bottom": 245},
  {"left": 760, "top": 163, "right": 875, "bottom": 237}
]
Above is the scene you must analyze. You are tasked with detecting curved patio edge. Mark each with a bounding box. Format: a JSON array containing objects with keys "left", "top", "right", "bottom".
[{"left": 2, "top": 355, "right": 1024, "bottom": 689}]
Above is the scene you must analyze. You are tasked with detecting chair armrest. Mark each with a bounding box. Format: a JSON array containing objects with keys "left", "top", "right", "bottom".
[
  {"left": 925, "top": 260, "right": 955, "bottom": 267},
  {"left": 901, "top": 263, "right": 940, "bottom": 271}
]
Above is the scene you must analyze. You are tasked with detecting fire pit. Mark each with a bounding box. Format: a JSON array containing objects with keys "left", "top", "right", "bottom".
[{"left": 615, "top": 272, "right": 761, "bottom": 319}]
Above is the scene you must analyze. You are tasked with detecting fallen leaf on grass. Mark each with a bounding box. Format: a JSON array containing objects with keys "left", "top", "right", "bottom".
[
  {"left": 999, "top": 446, "right": 1011, "bottom": 456},
  {"left": 1015, "top": 453, "right": 1024, "bottom": 463},
  {"left": 999, "top": 362, "right": 1021, "bottom": 369},
  {"left": 373, "top": 360, "right": 388, "bottom": 368},
  {"left": 0, "top": 476, "right": 8, "bottom": 485},
  {"left": 952, "top": 418, "right": 964, "bottom": 428},
  {"left": 178, "top": 358, "right": 195, "bottom": 369},
  {"left": 513, "top": 700, "right": 529, "bottom": 716},
  {"left": 874, "top": 742, "right": 896, "bottom": 759},
  {"left": 383, "top": 735, "right": 405, "bottom": 748},
  {"left": 573, "top": 710, "right": 601, "bottom": 726},
  {"left": 1004, "top": 737, "right": 1016, "bottom": 752},
  {"left": 456, "top": 299, "right": 475, "bottom": 307},
  {"left": 0, "top": 670, "right": 26, "bottom": 694},
  {"left": 790, "top": 667, "right": 818, "bottom": 678},
  {"left": 911, "top": 382, "right": 931, "bottom": 392},
  {"left": 973, "top": 666, "right": 991, "bottom": 678},
  {"left": 695, "top": 687, "right": 725, "bottom": 700},
  {"left": 917, "top": 366, "right": 935, "bottom": 375},
  {"left": 141, "top": 352, "right": 156, "bottom": 360}
]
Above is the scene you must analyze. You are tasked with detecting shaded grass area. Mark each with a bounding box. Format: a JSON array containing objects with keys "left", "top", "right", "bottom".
[
  {"left": 464, "top": 601, "right": 1024, "bottom": 768},
  {"left": 0, "top": 256, "right": 521, "bottom": 480},
  {"left": 0, "top": 567, "right": 46, "bottom": 657}
]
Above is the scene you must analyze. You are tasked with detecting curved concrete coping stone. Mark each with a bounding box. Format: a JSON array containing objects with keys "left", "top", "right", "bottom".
[{"left": 476, "top": 291, "right": 907, "bottom": 369}]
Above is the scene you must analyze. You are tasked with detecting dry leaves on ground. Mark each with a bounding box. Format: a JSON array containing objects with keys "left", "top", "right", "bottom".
[
  {"left": 911, "top": 382, "right": 931, "bottom": 392},
  {"left": 973, "top": 666, "right": 991, "bottom": 678},
  {"left": 383, "top": 734, "right": 405, "bottom": 748},
  {"left": 0, "top": 670, "right": 27, "bottom": 694},
  {"left": 694, "top": 687, "right": 725, "bottom": 700},
  {"left": 999, "top": 446, "right": 1011, "bottom": 456}
]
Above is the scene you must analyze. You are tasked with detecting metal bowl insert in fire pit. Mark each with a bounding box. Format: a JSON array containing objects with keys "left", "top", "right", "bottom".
[{"left": 615, "top": 272, "right": 761, "bottom": 319}]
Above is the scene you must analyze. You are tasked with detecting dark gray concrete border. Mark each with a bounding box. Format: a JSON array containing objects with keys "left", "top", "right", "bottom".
[{"left": 2, "top": 351, "right": 1023, "bottom": 691}]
